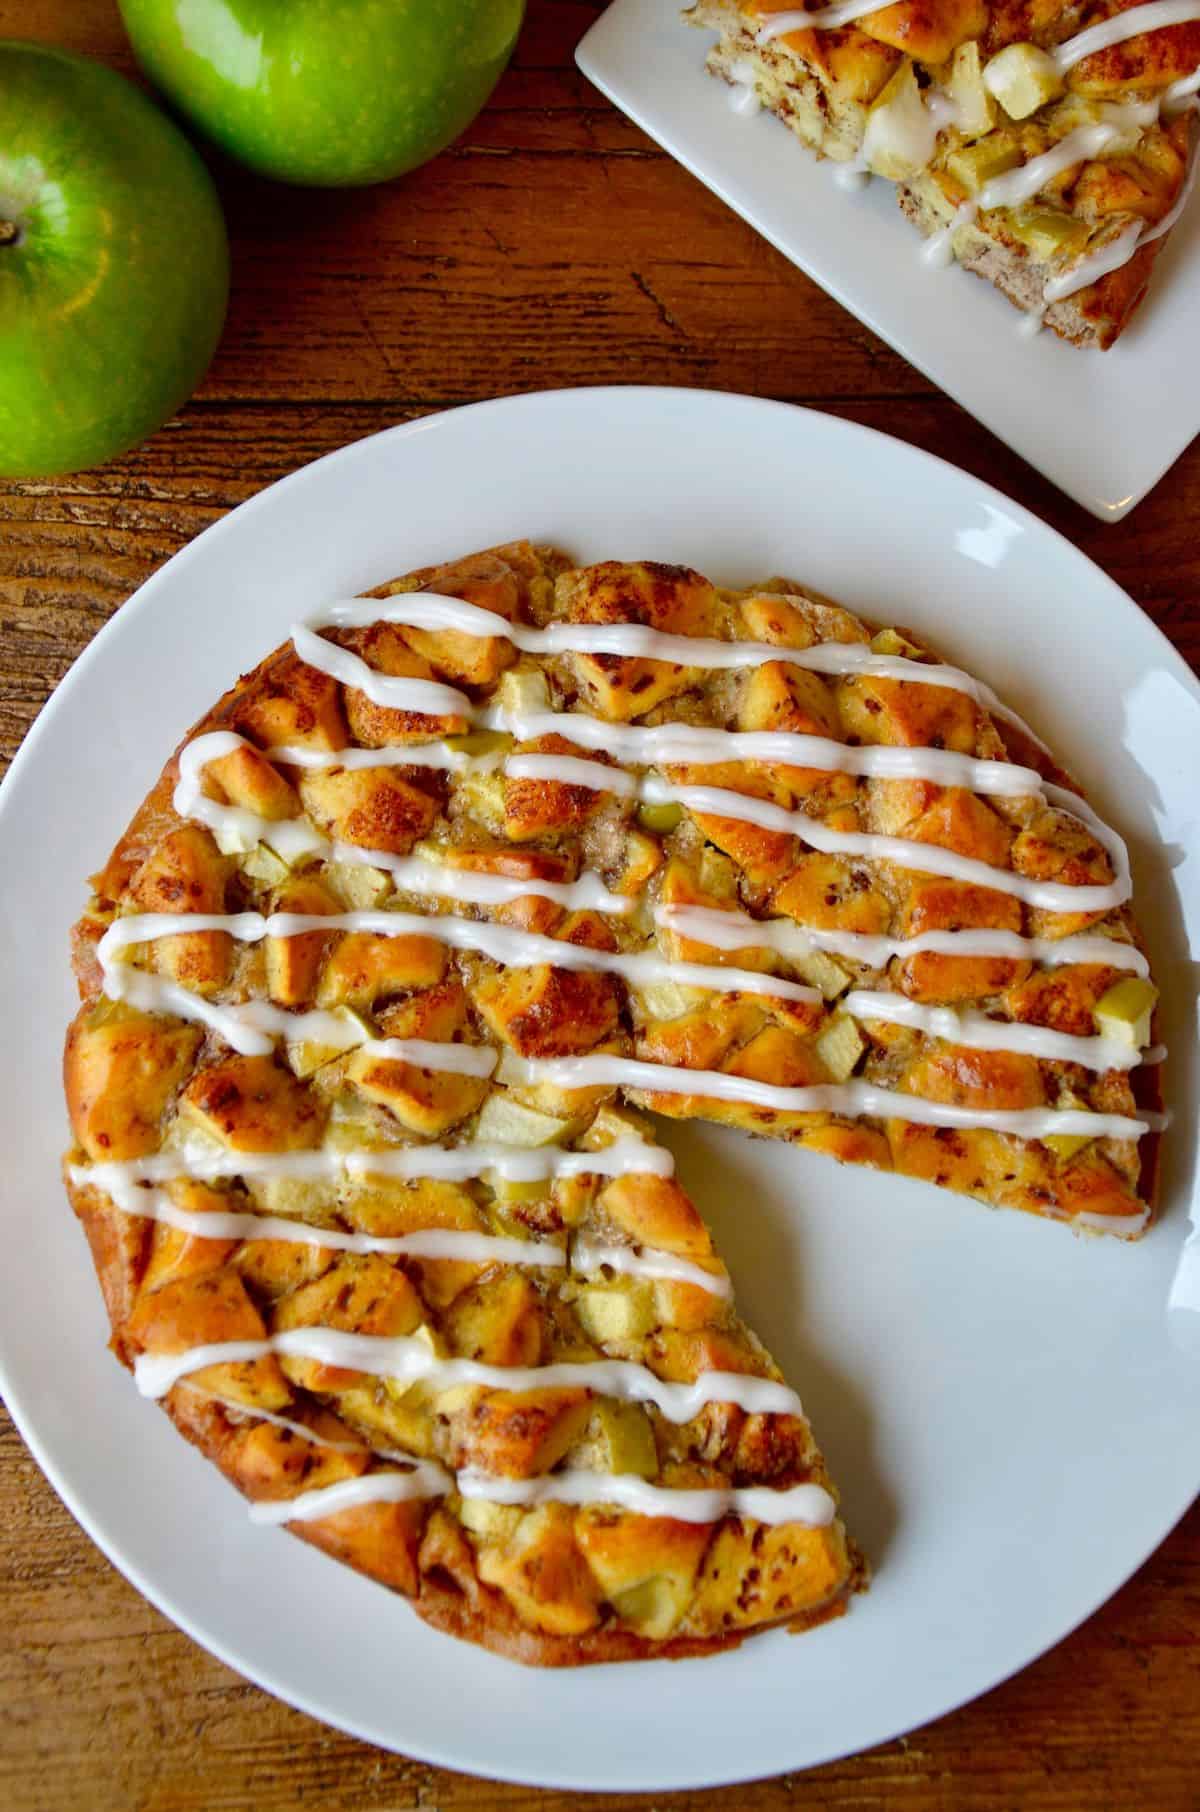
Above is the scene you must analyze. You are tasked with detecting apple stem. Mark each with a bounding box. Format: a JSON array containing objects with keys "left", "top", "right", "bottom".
[{"left": 0, "top": 219, "right": 18, "bottom": 247}]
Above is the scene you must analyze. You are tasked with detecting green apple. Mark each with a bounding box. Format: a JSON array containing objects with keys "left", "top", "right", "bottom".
[
  {"left": 118, "top": 0, "right": 527, "bottom": 188},
  {"left": 0, "top": 42, "right": 229, "bottom": 479}
]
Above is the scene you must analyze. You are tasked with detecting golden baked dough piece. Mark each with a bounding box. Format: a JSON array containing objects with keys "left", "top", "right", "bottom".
[
  {"left": 64, "top": 541, "right": 1160, "bottom": 1663},
  {"left": 687, "top": 0, "right": 1200, "bottom": 347}
]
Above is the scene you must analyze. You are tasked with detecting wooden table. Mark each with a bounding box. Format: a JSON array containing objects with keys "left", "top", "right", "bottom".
[{"left": 2, "top": 3, "right": 1198, "bottom": 1806}]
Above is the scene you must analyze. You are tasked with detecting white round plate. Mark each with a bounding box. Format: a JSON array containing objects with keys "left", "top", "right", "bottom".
[{"left": 2, "top": 388, "right": 1198, "bottom": 1793}]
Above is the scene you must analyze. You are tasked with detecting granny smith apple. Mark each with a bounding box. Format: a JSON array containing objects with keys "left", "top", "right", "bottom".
[
  {"left": 118, "top": 0, "right": 527, "bottom": 188},
  {"left": 0, "top": 42, "right": 229, "bottom": 479}
]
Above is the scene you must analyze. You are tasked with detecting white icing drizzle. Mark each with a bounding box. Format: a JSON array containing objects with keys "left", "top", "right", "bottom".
[
  {"left": 923, "top": 205, "right": 975, "bottom": 268},
  {"left": 1036, "top": 88, "right": 1196, "bottom": 309},
  {"left": 1036, "top": 94, "right": 1196, "bottom": 315},
  {"left": 345, "top": 847, "right": 629, "bottom": 915},
  {"left": 87, "top": 1169, "right": 729, "bottom": 1295},
  {"left": 496, "top": 752, "right": 1130, "bottom": 913},
  {"left": 297, "top": 594, "right": 1039, "bottom": 728},
  {"left": 977, "top": 115, "right": 1150, "bottom": 214},
  {"left": 1043, "top": 221, "right": 1142, "bottom": 305},
  {"left": 290, "top": 623, "right": 472, "bottom": 719},
  {"left": 101, "top": 966, "right": 278, "bottom": 1057},
  {"left": 227, "top": 602, "right": 1071, "bottom": 833},
  {"left": 133, "top": 1330, "right": 806, "bottom": 1423},
  {"left": 833, "top": 158, "right": 872, "bottom": 189},
  {"left": 500, "top": 1054, "right": 1151, "bottom": 1142},
  {"left": 244, "top": 1459, "right": 834, "bottom": 1529},
  {"left": 655, "top": 902, "right": 1151, "bottom": 978},
  {"left": 455, "top": 1466, "right": 834, "bottom": 1526},
  {"left": 755, "top": 0, "right": 891, "bottom": 39},
  {"left": 504, "top": 752, "right": 639, "bottom": 797},
  {"left": 177, "top": 1383, "right": 368, "bottom": 1452},
  {"left": 72, "top": 1136, "right": 674, "bottom": 1194},
  {"left": 1052, "top": 0, "right": 1200, "bottom": 74},
  {"left": 174, "top": 732, "right": 631, "bottom": 916},
  {"left": 356, "top": 1037, "right": 498, "bottom": 1076},
  {"left": 185, "top": 718, "right": 1061, "bottom": 817},
  {"left": 569, "top": 1237, "right": 732, "bottom": 1298},
  {"left": 98, "top": 907, "right": 822, "bottom": 1048},
  {"left": 635, "top": 776, "right": 1130, "bottom": 913},
  {"left": 1074, "top": 1206, "right": 1152, "bottom": 1236},
  {"left": 293, "top": 598, "right": 1082, "bottom": 813},
  {"left": 176, "top": 721, "right": 1131, "bottom": 924},
  {"left": 1044, "top": 97, "right": 1200, "bottom": 303},
  {"left": 916, "top": 88, "right": 1200, "bottom": 316},
  {"left": 138, "top": 624, "right": 1149, "bottom": 1176},
  {"left": 99, "top": 928, "right": 497, "bottom": 1063},
  {"left": 1165, "top": 63, "right": 1200, "bottom": 110},
  {"left": 841, "top": 989, "right": 1145, "bottom": 1071},
  {"left": 272, "top": 740, "right": 481, "bottom": 775},
  {"left": 101, "top": 1178, "right": 566, "bottom": 1268},
  {"left": 494, "top": 714, "right": 1053, "bottom": 799},
  {"left": 175, "top": 733, "right": 326, "bottom": 865},
  {"left": 727, "top": 55, "right": 765, "bottom": 113},
  {"left": 248, "top": 1466, "right": 454, "bottom": 1526}
]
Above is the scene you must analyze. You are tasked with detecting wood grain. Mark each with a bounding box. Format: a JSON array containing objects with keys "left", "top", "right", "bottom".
[{"left": 1, "top": 1, "right": 1198, "bottom": 1806}]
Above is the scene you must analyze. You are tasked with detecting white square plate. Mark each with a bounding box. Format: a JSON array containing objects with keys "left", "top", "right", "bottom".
[{"left": 577, "top": 0, "right": 1200, "bottom": 521}]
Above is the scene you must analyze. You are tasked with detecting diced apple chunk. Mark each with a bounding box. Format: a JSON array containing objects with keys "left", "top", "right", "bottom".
[
  {"left": 1010, "top": 207, "right": 1089, "bottom": 262},
  {"left": 795, "top": 950, "right": 852, "bottom": 1001},
  {"left": 869, "top": 626, "right": 925, "bottom": 660},
  {"left": 288, "top": 1006, "right": 373, "bottom": 1079},
  {"left": 636, "top": 800, "right": 683, "bottom": 835},
  {"left": 863, "top": 64, "right": 938, "bottom": 182},
  {"left": 576, "top": 1512, "right": 710, "bottom": 1639},
  {"left": 638, "top": 978, "right": 706, "bottom": 1023},
  {"left": 458, "top": 1498, "right": 523, "bottom": 1542},
  {"left": 947, "top": 134, "right": 1022, "bottom": 195},
  {"left": 576, "top": 1280, "right": 658, "bottom": 1346},
  {"left": 574, "top": 1401, "right": 658, "bottom": 1478},
  {"left": 983, "top": 42, "right": 1064, "bottom": 121},
  {"left": 814, "top": 1013, "right": 865, "bottom": 1082},
  {"left": 474, "top": 1092, "right": 575, "bottom": 1147},
  {"left": 1044, "top": 1131, "right": 1093, "bottom": 1162},
  {"left": 495, "top": 665, "right": 550, "bottom": 716},
  {"left": 943, "top": 41, "right": 997, "bottom": 139},
  {"left": 1093, "top": 977, "right": 1157, "bottom": 1049}
]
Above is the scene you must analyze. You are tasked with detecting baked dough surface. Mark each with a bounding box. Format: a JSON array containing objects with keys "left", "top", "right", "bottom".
[
  {"left": 689, "top": 0, "right": 1200, "bottom": 347},
  {"left": 63, "top": 542, "right": 1159, "bottom": 1662}
]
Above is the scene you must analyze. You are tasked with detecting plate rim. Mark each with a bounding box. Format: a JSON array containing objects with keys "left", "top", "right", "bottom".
[{"left": 3, "top": 384, "right": 1198, "bottom": 1790}]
